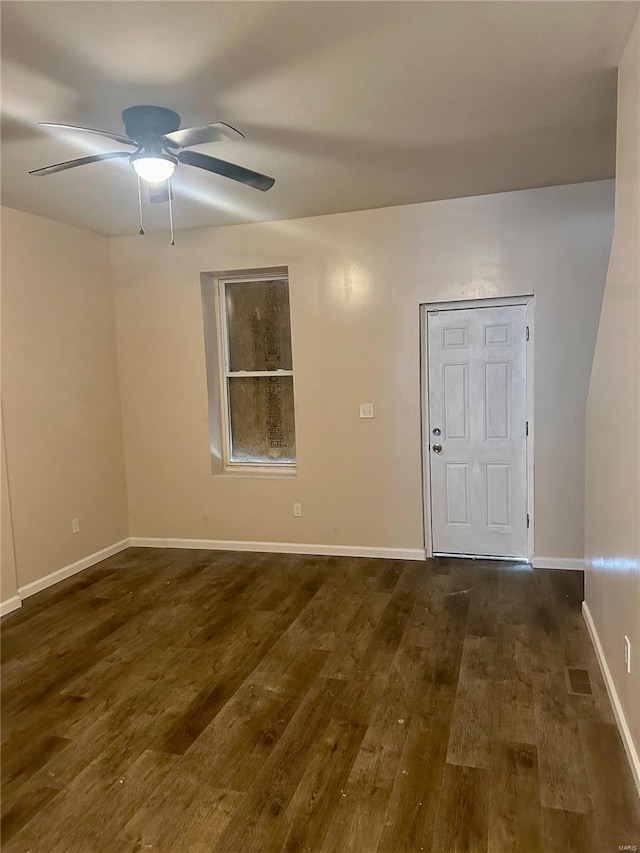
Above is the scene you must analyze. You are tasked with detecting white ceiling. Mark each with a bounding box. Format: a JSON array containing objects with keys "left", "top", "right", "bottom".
[{"left": 1, "top": 1, "right": 637, "bottom": 236}]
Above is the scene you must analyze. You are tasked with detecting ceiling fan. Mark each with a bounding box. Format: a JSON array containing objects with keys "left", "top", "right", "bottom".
[{"left": 30, "top": 105, "right": 276, "bottom": 241}]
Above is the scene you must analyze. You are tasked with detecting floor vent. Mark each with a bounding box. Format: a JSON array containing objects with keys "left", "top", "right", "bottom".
[{"left": 565, "top": 666, "right": 592, "bottom": 695}]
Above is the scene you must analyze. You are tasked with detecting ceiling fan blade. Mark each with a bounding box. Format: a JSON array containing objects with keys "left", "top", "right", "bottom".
[
  {"left": 177, "top": 150, "right": 275, "bottom": 191},
  {"left": 164, "top": 122, "right": 244, "bottom": 149},
  {"left": 29, "top": 151, "right": 131, "bottom": 176},
  {"left": 148, "top": 182, "right": 173, "bottom": 204},
  {"left": 39, "top": 122, "right": 135, "bottom": 147}
]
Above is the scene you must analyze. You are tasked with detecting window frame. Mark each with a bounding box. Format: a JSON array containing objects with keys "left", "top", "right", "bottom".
[{"left": 215, "top": 272, "right": 297, "bottom": 476}]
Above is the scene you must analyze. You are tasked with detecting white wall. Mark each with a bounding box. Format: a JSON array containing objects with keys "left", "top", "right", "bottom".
[
  {"left": 585, "top": 17, "right": 640, "bottom": 780},
  {"left": 111, "top": 181, "right": 613, "bottom": 560},
  {"left": 1, "top": 207, "right": 129, "bottom": 595}
]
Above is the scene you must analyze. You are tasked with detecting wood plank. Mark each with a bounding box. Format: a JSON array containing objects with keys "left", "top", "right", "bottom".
[
  {"left": 278, "top": 717, "right": 367, "bottom": 852},
  {"left": 212, "top": 677, "right": 347, "bottom": 852},
  {"left": 493, "top": 622, "right": 536, "bottom": 745},
  {"left": 402, "top": 571, "right": 448, "bottom": 648},
  {"left": 488, "top": 741, "right": 542, "bottom": 853},
  {"left": 541, "top": 807, "right": 601, "bottom": 853},
  {"left": 346, "top": 643, "right": 434, "bottom": 790},
  {"left": 429, "top": 764, "right": 490, "bottom": 853},
  {"left": 319, "top": 779, "right": 391, "bottom": 853},
  {"left": 493, "top": 677, "right": 536, "bottom": 745},
  {"left": 465, "top": 567, "right": 500, "bottom": 638},
  {"left": 446, "top": 635, "right": 496, "bottom": 769},
  {"left": 432, "top": 581, "right": 471, "bottom": 687},
  {"left": 320, "top": 591, "right": 392, "bottom": 680},
  {"left": 377, "top": 683, "right": 455, "bottom": 852},
  {"left": 522, "top": 572, "right": 567, "bottom": 672},
  {"left": 373, "top": 559, "right": 404, "bottom": 593},
  {"left": 531, "top": 668, "right": 589, "bottom": 812}
]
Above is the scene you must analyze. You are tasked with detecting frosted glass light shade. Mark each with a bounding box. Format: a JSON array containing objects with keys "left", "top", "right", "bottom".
[{"left": 132, "top": 156, "right": 175, "bottom": 183}]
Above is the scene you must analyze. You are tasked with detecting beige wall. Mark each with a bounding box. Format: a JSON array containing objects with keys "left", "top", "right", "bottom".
[
  {"left": 111, "top": 181, "right": 613, "bottom": 559},
  {"left": 1, "top": 235, "right": 19, "bottom": 604},
  {"left": 1, "top": 207, "right": 129, "bottom": 591},
  {"left": 585, "top": 19, "right": 640, "bottom": 765},
  {"left": 1, "top": 417, "right": 19, "bottom": 604}
]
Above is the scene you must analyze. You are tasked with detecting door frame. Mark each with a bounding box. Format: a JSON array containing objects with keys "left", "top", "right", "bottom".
[{"left": 420, "top": 295, "right": 535, "bottom": 562}]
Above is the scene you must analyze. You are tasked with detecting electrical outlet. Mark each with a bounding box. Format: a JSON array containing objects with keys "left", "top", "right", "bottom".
[
  {"left": 359, "top": 403, "right": 375, "bottom": 419},
  {"left": 624, "top": 635, "right": 631, "bottom": 674},
  {"left": 72, "top": 518, "right": 80, "bottom": 534},
  {"left": 293, "top": 503, "right": 302, "bottom": 517}
]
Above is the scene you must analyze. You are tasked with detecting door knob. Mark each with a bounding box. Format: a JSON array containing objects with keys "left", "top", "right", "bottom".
[{"left": 432, "top": 444, "right": 443, "bottom": 454}]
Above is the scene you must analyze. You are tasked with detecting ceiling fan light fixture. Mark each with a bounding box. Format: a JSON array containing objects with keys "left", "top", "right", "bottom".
[{"left": 131, "top": 154, "right": 176, "bottom": 183}]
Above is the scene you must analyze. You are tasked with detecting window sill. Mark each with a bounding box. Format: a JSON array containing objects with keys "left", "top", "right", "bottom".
[{"left": 214, "top": 464, "right": 297, "bottom": 479}]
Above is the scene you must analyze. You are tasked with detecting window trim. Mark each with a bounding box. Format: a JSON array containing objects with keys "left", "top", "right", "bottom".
[{"left": 215, "top": 272, "right": 297, "bottom": 475}]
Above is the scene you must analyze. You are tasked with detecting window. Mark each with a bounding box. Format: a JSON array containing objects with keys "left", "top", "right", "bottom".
[{"left": 216, "top": 271, "right": 296, "bottom": 471}]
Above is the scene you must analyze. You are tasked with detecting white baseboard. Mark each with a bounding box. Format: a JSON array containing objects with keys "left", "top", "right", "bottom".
[
  {"left": 16, "top": 538, "right": 131, "bottom": 601},
  {"left": 532, "top": 555, "right": 585, "bottom": 571},
  {"left": 582, "top": 600, "right": 640, "bottom": 797},
  {"left": 129, "top": 537, "right": 426, "bottom": 562},
  {"left": 0, "top": 594, "right": 22, "bottom": 617}
]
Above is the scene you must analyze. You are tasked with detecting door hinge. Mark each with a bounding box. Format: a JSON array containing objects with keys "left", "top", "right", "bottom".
[
  {"left": 526, "top": 421, "right": 529, "bottom": 436},
  {"left": 527, "top": 513, "right": 530, "bottom": 528},
  {"left": 526, "top": 326, "right": 530, "bottom": 341}
]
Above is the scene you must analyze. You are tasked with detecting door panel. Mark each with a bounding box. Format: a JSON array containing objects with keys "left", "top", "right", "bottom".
[
  {"left": 443, "top": 363, "right": 469, "bottom": 439},
  {"left": 427, "top": 304, "right": 528, "bottom": 559},
  {"left": 443, "top": 326, "right": 469, "bottom": 348},
  {"left": 445, "top": 463, "right": 470, "bottom": 525},
  {"left": 484, "top": 362, "right": 510, "bottom": 439},
  {"left": 485, "top": 463, "right": 511, "bottom": 527}
]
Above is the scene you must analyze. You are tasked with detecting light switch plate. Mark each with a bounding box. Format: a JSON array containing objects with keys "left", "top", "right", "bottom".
[{"left": 360, "top": 403, "right": 375, "bottom": 419}]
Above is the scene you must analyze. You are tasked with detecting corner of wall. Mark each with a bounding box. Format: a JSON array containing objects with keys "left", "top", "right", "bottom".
[
  {"left": 107, "top": 235, "right": 132, "bottom": 541},
  {"left": 583, "top": 13, "right": 640, "bottom": 793}
]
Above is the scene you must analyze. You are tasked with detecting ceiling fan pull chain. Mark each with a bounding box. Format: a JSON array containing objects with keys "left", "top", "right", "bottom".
[
  {"left": 168, "top": 178, "right": 175, "bottom": 246},
  {"left": 137, "top": 175, "right": 145, "bottom": 236}
]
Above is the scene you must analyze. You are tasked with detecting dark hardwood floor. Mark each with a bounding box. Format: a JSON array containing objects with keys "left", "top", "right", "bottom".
[{"left": 2, "top": 548, "right": 639, "bottom": 852}]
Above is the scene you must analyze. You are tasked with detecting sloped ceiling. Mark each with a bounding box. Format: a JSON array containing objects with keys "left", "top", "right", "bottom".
[{"left": 1, "top": 1, "right": 637, "bottom": 236}]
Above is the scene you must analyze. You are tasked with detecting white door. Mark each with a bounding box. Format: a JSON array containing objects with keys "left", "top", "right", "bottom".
[{"left": 426, "top": 304, "right": 529, "bottom": 559}]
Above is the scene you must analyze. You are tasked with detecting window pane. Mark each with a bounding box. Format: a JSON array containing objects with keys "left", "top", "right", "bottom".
[
  {"left": 225, "top": 279, "right": 292, "bottom": 372},
  {"left": 228, "top": 376, "right": 296, "bottom": 464}
]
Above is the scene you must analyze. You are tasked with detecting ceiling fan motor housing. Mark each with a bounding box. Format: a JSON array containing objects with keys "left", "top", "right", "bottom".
[{"left": 122, "top": 105, "right": 181, "bottom": 145}]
